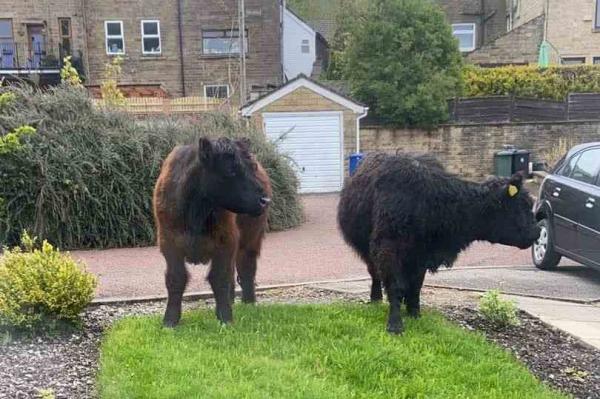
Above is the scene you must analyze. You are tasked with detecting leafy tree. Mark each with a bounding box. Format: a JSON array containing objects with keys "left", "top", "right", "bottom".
[
  {"left": 60, "top": 56, "right": 82, "bottom": 86},
  {"left": 342, "top": 0, "right": 463, "bottom": 127},
  {"left": 100, "top": 56, "right": 126, "bottom": 107}
]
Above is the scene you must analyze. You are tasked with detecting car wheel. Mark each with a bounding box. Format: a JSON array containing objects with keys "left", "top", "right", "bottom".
[{"left": 532, "top": 218, "right": 562, "bottom": 270}]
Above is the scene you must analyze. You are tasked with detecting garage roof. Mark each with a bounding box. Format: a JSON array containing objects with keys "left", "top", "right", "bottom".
[{"left": 240, "top": 74, "right": 368, "bottom": 117}]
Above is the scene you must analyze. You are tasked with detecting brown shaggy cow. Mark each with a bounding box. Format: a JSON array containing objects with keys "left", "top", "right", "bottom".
[{"left": 153, "top": 137, "right": 272, "bottom": 327}]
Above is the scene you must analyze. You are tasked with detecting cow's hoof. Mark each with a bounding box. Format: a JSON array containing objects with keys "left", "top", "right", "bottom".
[
  {"left": 163, "top": 318, "right": 179, "bottom": 328},
  {"left": 407, "top": 310, "right": 421, "bottom": 319},
  {"left": 369, "top": 298, "right": 383, "bottom": 304},
  {"left": 386, "top": 323, "right": 404, "bottom": 335}
]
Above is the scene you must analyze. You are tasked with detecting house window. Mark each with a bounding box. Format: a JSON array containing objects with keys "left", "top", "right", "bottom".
[
  {"left": 596, "top": 0, "right": 600, "bottom": 29},
  {"left": 452, "top": 23, "right": 476, "bottom": 52},
  {"left": 59, "top": 18, "right": 72, "bottom": 55},
  {"left": 202, "top": 29, "right": 247, "bottom": 55},
  {"left": 561, "top": 57, "right": 586, "bottom": 65},
  {"left": 594, "top": 57, "right": 600, "bottom": 64},
  {"left": 204, "top": 84, "right": 229, "bottom": 98},
  {"left": 105, "top": 21, "right": 124, "bottom": 55},
  {"left": 301, "top": 39, "right": 310, "bottom": 54},
  {"left": 141, "top": 20, "right": 161, "bottom": 54}
]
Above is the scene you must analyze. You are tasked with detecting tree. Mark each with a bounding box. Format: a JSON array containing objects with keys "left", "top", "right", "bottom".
[
  {"left": 100, "top": 56, "right": 126, "bottom": 107},
  {"left": 342, "top": 0, "right": 463, "bottom": 128}
]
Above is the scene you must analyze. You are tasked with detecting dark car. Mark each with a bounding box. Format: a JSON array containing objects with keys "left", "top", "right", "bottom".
[{"left": 532, "top": 142, "right": 600, "bottom": 271}]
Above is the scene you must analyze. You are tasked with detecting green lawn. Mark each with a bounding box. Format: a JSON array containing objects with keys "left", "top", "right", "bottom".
[{"left": 98, "top": 304, "right": 565, "bottom": 399}]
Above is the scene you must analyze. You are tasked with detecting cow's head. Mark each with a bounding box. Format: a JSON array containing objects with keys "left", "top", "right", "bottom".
[
  {"left": 483, "top": 173, "right": 540, "bottom": 249},
  {"left": 198, "top": 137, "right": 270, "bottom": 216}
]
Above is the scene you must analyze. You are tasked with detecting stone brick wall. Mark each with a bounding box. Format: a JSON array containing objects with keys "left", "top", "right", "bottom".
[
  {"left": 360, "top": 121, "right": 600, "bottom": 179},
  {"left": 83, "top": 0, "right": 184, "bottom": 96},
  {"left": 467, "top": 14, "right": 544, "bottom": 65},
  {"left": 545, "top": 0, "right": 600, "bottom": 64},
  {"left": 0, "top": 0, "right": 87, "bottom": 67},
  {"left": 512, "top": 0, "right": 544, "bottom": 29},
  {"left": 436, "top": 0, "right": 507, "bottom": 48},
  {"left": 83, "top": 0, "right": 282, "bottom": 98}
]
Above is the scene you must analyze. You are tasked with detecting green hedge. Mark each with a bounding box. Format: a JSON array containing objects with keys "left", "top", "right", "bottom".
[
  {"left": 463, "top": 65, "right": 600, "bottom": 100},
  {"left": 0, "top": 84, "right": 303, "bottom": 249}
]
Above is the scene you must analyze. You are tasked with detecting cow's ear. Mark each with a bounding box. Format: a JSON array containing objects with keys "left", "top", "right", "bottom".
[
  {"left": 506, "top": 173, "right": 524, "bottom": 198},
  {"left": 198, "top": 137, "right": 213, "bottom": 164}
]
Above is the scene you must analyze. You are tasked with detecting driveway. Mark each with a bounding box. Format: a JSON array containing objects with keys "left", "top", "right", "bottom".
[{"left": 75, "top": 194, "right": 586, "bottom": 300}]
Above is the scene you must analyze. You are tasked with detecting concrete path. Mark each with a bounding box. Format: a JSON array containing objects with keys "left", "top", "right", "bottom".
[
  {"left": 75, "top": 194, "right": 572, "bottom": 299},
  {"left": 506, "top": 295, "right": 600, "bottom": 349}
]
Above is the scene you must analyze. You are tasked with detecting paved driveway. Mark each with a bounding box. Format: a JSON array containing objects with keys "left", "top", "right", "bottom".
[{"left": 75, "top": 194, "right": 585, "bottom": 300}]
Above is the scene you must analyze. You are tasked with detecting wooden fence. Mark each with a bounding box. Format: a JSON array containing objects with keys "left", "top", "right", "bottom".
[
  {"left": 93, "top": 96, "right": 226, "bottom": 115},
  {"left": 448, "top": 93, "right": 600, "bottom": 123}
]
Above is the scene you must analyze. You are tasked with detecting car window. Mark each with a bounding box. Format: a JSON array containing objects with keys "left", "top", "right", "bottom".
[
  {"left": 570, "top": 148, "right": 600, "bottom": 185},
  {"left": 560, "top": 153, "right": 580, "bottom": 177}
]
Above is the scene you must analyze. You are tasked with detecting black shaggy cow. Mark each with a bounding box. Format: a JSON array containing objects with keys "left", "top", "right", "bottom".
[{"left": 338, "top": 153, "right": 540, "bottom": 334}]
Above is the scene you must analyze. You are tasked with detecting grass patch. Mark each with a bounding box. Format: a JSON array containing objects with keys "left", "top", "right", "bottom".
[{"left": 98, "top": 304, "right": 564, "bottom": 399}]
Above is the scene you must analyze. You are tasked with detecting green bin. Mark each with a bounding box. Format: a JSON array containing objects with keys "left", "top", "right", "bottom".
[{"left": 494, "top": 148, "right": 530, "bottom": 177}]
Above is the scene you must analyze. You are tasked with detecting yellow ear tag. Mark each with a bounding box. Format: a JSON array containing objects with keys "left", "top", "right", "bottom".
[{"left": 508, "top": 185, "right": 519, "bottom": 197}]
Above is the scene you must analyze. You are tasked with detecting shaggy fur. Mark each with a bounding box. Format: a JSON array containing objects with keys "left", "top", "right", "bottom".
[
  {"left": 338, "top": 153, "right": 540, "bottom": 334},
  {"left": 153, "top": 137, "right": 272, "bottom": 327}
]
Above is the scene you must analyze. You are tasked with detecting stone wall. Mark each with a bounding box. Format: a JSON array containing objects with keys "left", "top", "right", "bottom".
[
  {"left": 83, "top": 0, "right": 282, "bottom": 97},
  {"left": 467, "top": 15, "right": 544, "bottom": 65},
  {"left": 360, "top": 121, "right": 600, "bottom": 179}
]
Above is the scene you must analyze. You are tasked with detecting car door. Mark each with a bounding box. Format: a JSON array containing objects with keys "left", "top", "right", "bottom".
[
  {"left": 571, "top": 148, "right": 600, "bottom": 266},
  {"left": 547, "top": 153, "right": 582, "bottom": 251}
]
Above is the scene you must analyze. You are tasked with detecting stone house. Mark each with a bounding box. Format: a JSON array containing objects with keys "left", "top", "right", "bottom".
[
  {"left": 0, "top": 0, "right": 284, "bottom": 99},
  {"left": 469, "top": 0, "right": 600, "bottom": 66}
]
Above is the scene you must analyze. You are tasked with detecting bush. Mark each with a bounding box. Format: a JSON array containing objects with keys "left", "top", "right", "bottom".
[
  {"left": 0, "top": 232, "right": 97, "bottom": 331},
  {"left": 0, "top": 84, "right": 303, "bottom": 249},
  {"left": 478, "top": 290, "right": 519, "bottom": 329},
  {"left": 463, "top": 65, "right": 600, "bottom": 100},
  {"left": 340, "top": 0, "right": 463, "bottom": 127}
]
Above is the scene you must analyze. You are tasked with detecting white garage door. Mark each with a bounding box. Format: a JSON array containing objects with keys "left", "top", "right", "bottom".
[{"left": 263, "top": 112, "right": 343, "bottom": 194}]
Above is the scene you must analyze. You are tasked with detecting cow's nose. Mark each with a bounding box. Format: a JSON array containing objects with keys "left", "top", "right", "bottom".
[{"left": 259, "top": 197, "right": 271, "bottom": 207}]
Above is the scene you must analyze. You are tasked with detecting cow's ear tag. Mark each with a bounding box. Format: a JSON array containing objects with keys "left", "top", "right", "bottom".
[{"left": 508, "top": 185, "right": 519, "bottom": 197}]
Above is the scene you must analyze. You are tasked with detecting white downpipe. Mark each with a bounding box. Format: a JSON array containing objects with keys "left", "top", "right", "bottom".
[{"left": 355, "top": 109, "right": 368, "bottom": 153}]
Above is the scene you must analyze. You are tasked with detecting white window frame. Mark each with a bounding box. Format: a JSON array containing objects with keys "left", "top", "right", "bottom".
[
  {"left": 105, "top": 20, "right": 125, "bottom": 55},
  {"left": 452, "top": 23, "right": 476, "bottom": 53},
  {"left": 204, "top": 84, "right": 230, "bottom": 99},
  {"left": 141, "top": 20, "right": 161, "bottom": 55}
]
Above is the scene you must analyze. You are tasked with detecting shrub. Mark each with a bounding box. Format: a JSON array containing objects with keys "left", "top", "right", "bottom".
[
  {"left": 0, "top": 232, "right": 97, "bottom": 331},
  {"left": 463, "top": 65, "right": 600, "bottom": 100},
  {"left": 0, "top": 84, "right": 302, "bottom": 249},
  {"left": 478, "top": 290, "right": 519, "bottom": 329},
  {"left": 60, "top": 56, "right": 82, "bottom": 86},
  {"left": 340, "top": 0, "right": 463, "bottom": 127}
]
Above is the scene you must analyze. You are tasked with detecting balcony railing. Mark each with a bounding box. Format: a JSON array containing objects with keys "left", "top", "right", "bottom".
[{"left": 0, "top": 42, "right": 78, "bottom": 72}]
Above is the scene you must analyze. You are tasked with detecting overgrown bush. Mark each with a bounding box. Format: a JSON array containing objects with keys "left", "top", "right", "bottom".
[
  {"left": 0, "top": 84, "right": 303, "bottom": 249},
  {"left": 478, "top": 290, "right": 519, "bottom": 329},
  {"left": 463, "top": 65, "right": 600, "bottom": 100},
  {"left": 0, "top": 232, "right": 97, "bottom": 331}
]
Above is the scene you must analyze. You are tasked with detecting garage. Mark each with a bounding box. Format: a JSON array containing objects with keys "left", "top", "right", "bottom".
[{"left": 241, "top": 75, "right": 368, "bottom": 194}]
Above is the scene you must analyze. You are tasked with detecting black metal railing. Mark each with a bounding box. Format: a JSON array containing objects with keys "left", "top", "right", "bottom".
[{"left": 0, "top": 42, "right": 77, "bottom": 71}]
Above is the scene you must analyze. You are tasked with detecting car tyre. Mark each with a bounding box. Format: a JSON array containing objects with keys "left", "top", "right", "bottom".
[{"left": 532, "top": 218, "right": 562, "bottom": 270}]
